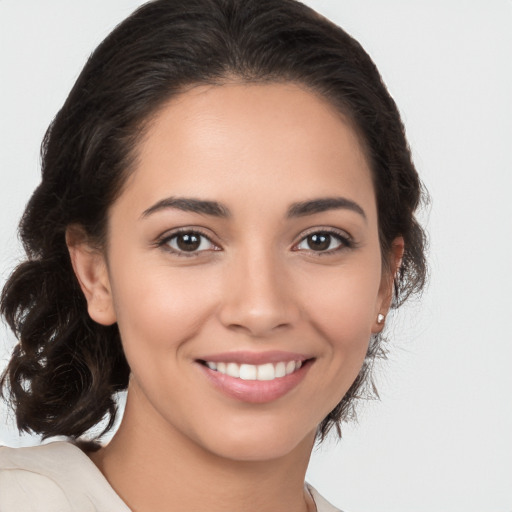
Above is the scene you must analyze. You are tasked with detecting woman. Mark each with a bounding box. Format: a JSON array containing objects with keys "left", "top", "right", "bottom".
[{"left": 0, "top": 0, "right": 426, "bottom": 510}]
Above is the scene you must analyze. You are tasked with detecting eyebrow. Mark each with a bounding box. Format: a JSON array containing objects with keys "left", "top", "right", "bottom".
[
  {"left": 141, "top": 197, "right": 231, "bottom": 219},
  {"left": 141, "top": 195, "right": 366, "bottom": 221},
  {"left": 286, "top": 197, "right": 367, "bottom": 221}
]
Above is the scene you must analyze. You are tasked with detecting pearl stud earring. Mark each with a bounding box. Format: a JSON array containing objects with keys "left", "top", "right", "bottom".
[{"left": 377, "top": 313, "right": 385, "bottom": 324}]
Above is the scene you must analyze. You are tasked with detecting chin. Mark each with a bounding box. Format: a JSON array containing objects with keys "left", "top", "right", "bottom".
[{"left": 194, "top": 418, "right": 317, "bottom": 463}]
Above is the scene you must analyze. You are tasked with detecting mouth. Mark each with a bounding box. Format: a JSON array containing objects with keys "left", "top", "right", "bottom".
[
  {"left": 195, "top": 353, "right": 315, "bottom": 403},
  {"left": 198, "top": 359, "right": 305, "bottom": 381}
]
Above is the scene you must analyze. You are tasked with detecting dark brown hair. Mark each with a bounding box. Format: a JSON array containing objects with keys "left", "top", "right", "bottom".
[{"left": 1, "top": 0, "right": 427, "bottom": 441}]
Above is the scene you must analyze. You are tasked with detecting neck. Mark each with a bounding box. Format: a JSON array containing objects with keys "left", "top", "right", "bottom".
[{"left": 90, "top": 386, "right": 317, "bottom": 512}]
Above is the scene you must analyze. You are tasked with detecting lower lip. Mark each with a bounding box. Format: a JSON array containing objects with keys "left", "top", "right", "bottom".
[{"left": 196, "top": 360, "right": 313, "bottom": 404}]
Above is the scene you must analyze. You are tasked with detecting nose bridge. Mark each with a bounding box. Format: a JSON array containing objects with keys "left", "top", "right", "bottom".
[{"left": 218, "top": 241, "right": 298, "bottom": 336}]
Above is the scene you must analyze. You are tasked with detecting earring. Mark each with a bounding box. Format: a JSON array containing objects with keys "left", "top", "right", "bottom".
[{"left": 377, "top": 313, "right": 385, "bottom": 324}]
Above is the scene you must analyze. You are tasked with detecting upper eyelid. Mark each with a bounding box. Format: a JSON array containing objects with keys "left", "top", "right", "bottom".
[
  {"left": 158, "top": 226, "right": 218, "bottom": 243},
  {"left": 292, "top": 228, "right": 355, "bottom": 254},
  {"left": 295, "top": 226, "right": 352, "bottom": 243},
  {"left": 157, "top": 228, "right": 220, "bottom": 253}
]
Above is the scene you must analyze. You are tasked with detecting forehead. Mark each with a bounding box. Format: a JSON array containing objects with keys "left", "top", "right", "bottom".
[{"left": 119, "top": 82, "right": 376, "bottom": 220}]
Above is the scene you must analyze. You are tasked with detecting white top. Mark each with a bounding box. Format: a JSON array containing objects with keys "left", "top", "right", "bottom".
[{"left": 0, "top": 442, "right": 342, "bottom": 512}]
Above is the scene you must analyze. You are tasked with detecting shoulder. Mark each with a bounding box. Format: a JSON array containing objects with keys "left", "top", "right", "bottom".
[
  {"left": 307, "top": 483, "right": 345, "bottom": 512},
  {"left": 0, "top": 442, "right": 130, "bottom": 511}
]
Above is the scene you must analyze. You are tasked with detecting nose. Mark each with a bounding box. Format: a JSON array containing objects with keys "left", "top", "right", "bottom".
[{"left": 218, "top": 249, "right": 300, "bottom": 338}]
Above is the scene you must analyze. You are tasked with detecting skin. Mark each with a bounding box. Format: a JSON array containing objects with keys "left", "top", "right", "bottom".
[{"left": 68, "top": 83, "right": 402, "bottom": 512}]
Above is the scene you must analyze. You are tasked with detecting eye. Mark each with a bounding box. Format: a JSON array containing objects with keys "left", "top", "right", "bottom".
[
  {"left": 295, "top": 230, "right": 351, "bottom": 253},
  {"left": 160, "top": 230, "right": 218, "bottom": 255}
]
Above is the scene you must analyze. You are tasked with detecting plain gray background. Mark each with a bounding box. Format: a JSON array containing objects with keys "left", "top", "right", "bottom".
[{"left": 1, "top": 1, "right": 511, "bottom": 511}]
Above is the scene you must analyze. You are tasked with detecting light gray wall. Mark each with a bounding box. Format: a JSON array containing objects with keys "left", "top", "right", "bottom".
[{"left": 1, "top": 1, "right": 511, "bottom": 510}]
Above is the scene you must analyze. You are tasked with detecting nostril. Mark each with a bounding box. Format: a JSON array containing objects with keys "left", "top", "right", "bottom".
[{"left": 225, "top": 321, "right": 292, "bottom": 337}]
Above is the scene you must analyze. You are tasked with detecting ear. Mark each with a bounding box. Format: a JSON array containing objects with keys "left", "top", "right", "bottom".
[
  {"left": 372, "top": 236, "right": 404, "bottom": 334},
  {"left": 66, "top": 226, "right": 117, "bottom": 326}
]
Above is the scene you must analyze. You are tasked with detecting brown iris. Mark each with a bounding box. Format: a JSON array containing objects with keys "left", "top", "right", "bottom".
[
  {"left": 307, "top": 233, "right": 332, "bottom": 251},
  {"left": 176, "top": 233, "right": 201, "bottom": 251}
]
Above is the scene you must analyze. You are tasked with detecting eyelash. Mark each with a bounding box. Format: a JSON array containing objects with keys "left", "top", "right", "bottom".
[
  {"left": 293, "top": 228, "right": 354, "bottom": 256},
  {"left": 156, "top": 227, "right": 219, "bottom": 258},
  {"left": 156, "top": 227, "right": 354, "bottom": 257}
]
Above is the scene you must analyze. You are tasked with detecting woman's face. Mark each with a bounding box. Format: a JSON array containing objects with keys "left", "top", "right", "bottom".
[{"left": 85, "top": 83, "right": 395, "bottom": 461}]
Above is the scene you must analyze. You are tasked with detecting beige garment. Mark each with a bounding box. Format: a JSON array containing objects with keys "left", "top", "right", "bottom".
[{"left": 0, "top": 442, "right": 341, "bottom": 512}]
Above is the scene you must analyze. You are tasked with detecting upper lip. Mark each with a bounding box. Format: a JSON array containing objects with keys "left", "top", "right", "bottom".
[{"left": 196, "top": 350, "right": 313, "bottom": 365}]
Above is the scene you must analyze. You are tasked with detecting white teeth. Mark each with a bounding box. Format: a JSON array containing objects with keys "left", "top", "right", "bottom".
[
  {"left": 257, "top": 363, "right": 275, "bottom": 381},
  {"left": 275, "top": 362, "right": 286, "bottom": 378},
  {"left": 240, "top": 364, "right": 257, "bottom": 380},
  {"left": 226, "top": 362, "right": 240, "bottom": 378},
  {"left": 204, "top": 360, "right": 305, "bottom": 381}
]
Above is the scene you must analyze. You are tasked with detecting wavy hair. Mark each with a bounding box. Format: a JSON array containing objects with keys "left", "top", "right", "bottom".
[{"left": 1, "top": 0, "right": 427, "bottom": 441}]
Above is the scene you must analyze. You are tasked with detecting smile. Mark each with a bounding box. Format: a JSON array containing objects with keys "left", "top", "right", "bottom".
[
  {"left": 196, "top": 353, "right": 314, "bottom": 403},
  {"left": 203, "top": 360, "right": 303, "bottom": 381}
]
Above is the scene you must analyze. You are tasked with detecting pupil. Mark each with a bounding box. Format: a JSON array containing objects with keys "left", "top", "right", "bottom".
[
  {"left": 177, "top": 233, "right": 200, "bottom": 251},
  {"left": 308, "top": 233, "right": 330, "bottom": 251}
]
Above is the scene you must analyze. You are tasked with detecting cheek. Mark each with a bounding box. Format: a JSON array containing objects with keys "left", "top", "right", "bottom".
[
  {"left": 109, "top": 262, "right": 219, "bottom": 358},
  {"left": 302, "top": 262, "right": 382, "bottom": 345},
  {"left": 298, "top": 256, "right": 383, "bottom": 403}
]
